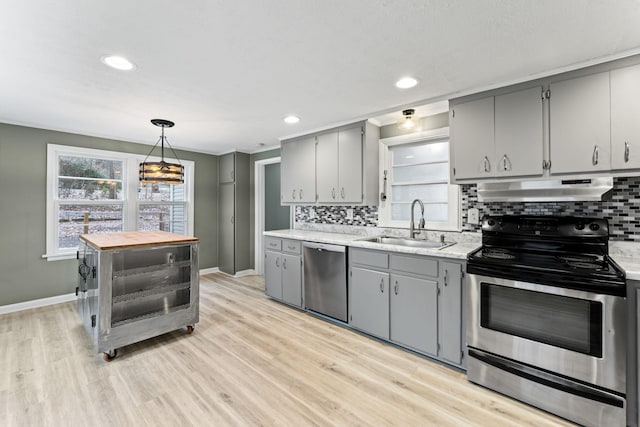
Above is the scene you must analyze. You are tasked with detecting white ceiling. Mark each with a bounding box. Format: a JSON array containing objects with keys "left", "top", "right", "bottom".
[{"left": 1, "top": 1, "right": 640, "bottom": 155}]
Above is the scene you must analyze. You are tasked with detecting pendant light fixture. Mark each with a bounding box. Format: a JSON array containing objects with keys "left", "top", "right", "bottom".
[
  {"left": 398, "top": 109, "right": 416, "bottom": 130},
  {"left": 139, "top": 119, "right": 184, "bottom": 184}
]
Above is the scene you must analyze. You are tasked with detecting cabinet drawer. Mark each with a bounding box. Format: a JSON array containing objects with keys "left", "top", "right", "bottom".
[
  {"left": 265, "top": 237, "right": 282, "bottom": 251},
  {"left": 390, "top": 254, "right": 438, "bottom": 277},
  {"left": 350, "top": 248, "right": 389, "bottom": 269},
  {"left": 282, "top": 239, "right": 301, "bottom": 254}
]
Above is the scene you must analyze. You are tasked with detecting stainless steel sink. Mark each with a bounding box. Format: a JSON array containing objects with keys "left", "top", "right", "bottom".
[{"left": 357, "top": 236, "right": 455, "bottom": 250}]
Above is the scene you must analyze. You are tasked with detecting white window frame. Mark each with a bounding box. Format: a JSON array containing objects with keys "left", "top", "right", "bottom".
[
  {"left": 377, "top": 127, "right": 460, "bottom": 231},
  {"left": 46, "top": 144, "right": 194, "bottom": 261}
]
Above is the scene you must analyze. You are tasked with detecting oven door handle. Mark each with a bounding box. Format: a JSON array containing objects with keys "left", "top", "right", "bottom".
[{"left": 466, "top": 273, "right": 622, "bottom": 302}]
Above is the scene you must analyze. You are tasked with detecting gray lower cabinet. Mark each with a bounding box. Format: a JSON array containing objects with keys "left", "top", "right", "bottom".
[
  {"left": 264, "top": 237, "right": 302, "bottom": 307},
  {"left": 439, "top": 261, "right": 463, "bottom": 365},
  {"left": 389, "top": 273, "right": 437, "bottom": 355},
  {"left": 218, "top": 152, "right": 250, "bottom": 275},
  {"left": 348, "top": 247, "right": 465, "bottom": 367},
  {"left": 350, "top": 267, "right": 389, "bottom": 339}
]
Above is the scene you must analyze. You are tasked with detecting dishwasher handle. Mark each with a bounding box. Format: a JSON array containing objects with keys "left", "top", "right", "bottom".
[{"left": 302, "top": 242, "right": 346, "bottom": 253}]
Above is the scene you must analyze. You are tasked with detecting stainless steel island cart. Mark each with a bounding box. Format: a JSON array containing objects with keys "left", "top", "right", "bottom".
[{"left": 76, "top": 231, "right": 199, "bottom": 361}]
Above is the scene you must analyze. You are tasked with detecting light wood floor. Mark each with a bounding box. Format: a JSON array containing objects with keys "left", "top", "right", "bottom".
[{"left": 0, "top": 273, "right": 574, "bottom": 426}]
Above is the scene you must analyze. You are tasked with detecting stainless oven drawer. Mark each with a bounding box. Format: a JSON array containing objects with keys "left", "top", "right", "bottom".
[{"left": 467, "top": 348, "right": 625, "bottom": 427}]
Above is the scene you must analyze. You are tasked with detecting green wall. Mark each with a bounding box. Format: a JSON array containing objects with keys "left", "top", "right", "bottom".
[
  {"left": 264, "top": 163, "right": 290, "bottom": 231},
  {"left": 0, "top": 122, "right": 219, "bottom": 306},
  {"left": 249, "top": 148, "right": 281, "bottom": 268}
]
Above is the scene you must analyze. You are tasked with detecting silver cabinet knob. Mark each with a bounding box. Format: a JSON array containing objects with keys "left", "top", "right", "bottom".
[
  {"left": 483, "top": 156, "right": 491, "bottom": 172},
  {"left": 625, "top": 142, "right": 630, "bottom": 163},
  {"left": 592, "top": 145, "right": 599, "bottom": 166}
]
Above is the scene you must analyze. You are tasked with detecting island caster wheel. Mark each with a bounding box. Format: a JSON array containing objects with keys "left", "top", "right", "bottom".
[
  {"left": 103, "top": 349, "right": 118, "bottom": 362},
  {"left": 186, "top": 325, "right": 195, "bottom": 334}
]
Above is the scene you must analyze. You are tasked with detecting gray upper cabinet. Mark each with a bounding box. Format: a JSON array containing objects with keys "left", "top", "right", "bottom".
[
  {"left": 219, "top": 152, "right": 235, "bottom": 183},
  {"left": 317, "top": 126, "right": 364, "bottom": 203},
  {"left": 316, "top": 132, "right": 339, "bottom": 202},
  {"left": 611, "top": 64, "right": 640, "bottom": 170},
  {"left": 494, "top": 86, "right": 544, "bottom": 177},
  {"left": 450, "top": 96, "right": 495, "bottom": 180},
  {"left": 218, "top": 152, "right": 250, "bottom": 275},
  {"left": 451, "top": 86, "right": 543, "bottom": 182},
  {"left": 281, "top": 136, "right": 316, "bottom": 203},
  {"left": 281, "top": 121, "right": 378, "bottom": 205},
  {"left": 338, "top": 126, "right": 364, "bottom": 202},
  {"left": 549, "top": 72, "right": 611, "bottom": 174}
]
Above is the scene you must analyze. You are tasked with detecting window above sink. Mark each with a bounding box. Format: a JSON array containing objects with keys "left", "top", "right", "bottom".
[{"left": 377, "top": 126, "right": 461, "bottom": 232}]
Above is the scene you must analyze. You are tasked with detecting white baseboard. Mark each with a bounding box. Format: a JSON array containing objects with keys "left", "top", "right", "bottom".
[
  {"left": 0, "top": 293, "right": 76, "bottom": 315},
  {"left": 0, "top": 267, "right": 227, "bottom": 316},
  {"left": 235, "top": 269, "right": 257, "bottom": 277}
]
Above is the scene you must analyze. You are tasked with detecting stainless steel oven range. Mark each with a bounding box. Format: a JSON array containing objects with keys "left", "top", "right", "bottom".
[{"left": 466, "top": 215, "right": 627, "bottom": 427}]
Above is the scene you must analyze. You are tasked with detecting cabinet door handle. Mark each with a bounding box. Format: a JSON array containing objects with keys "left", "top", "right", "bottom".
[
  {"left": 394, "top": 280, "right": 399, "bottom": 295},
  {"left": 341, "top": 187, "right": 345, "bottom": 199},
  {"left": 292, "top": 189, "right": 296, "bottom": 200},
  {"left": 230, "top": 170, "right": 234, "bottom": 181},
  {"left": 230, "top": 216, "right": 234, "bottom": 224},
  {"left": 444, "top": 270, "right": 448, "bottom": 287},
  {"left": 299, "top": 189, "right": 303, "bottom": 199},
  {"left": 502, "top": 154, "right": 509, "bottom": 171},
  {"left": 332, "top": 187, "right": 336, "bottom": 199},
  {"left": 592, "top": 145, "right": 599, "bottom": 166},
  {"left": 483, "top": 156, "right": 490, "bottom": 172},
  {"left": 379, "top": 278, "right": 384, "bottom": 293},
  {"left": 625, "top": 141, "right": 630, "bottom": 163},
  {"left": 276, "top": 257, "right": 280, "bottom": 268},
  {"left": 283, "top": 258, "right": 287, "bottom": 269}
]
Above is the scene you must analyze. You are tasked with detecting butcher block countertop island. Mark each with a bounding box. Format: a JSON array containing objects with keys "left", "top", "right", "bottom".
[
  {"left": 76, "top": 231, "right": 200, "bottom": 361},
  {"left": 80, "top": 230, "right": 199, "bottom": 250}
]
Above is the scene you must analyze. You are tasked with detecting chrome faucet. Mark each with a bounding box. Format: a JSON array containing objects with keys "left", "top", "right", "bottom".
[{"left": 409, "top": 199, "right": 425, "bottom": 238}]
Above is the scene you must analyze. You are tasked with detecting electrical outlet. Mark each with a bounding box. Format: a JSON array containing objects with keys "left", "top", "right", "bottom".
[
  {"left": 468, "top": 208, "right": 479, "bottom": 225},
  {"left": 346, "top": 208, "right": 354, "bottom": 220},
  {"left": 309, "top": 208, "right": 315, "bottom": 219}
]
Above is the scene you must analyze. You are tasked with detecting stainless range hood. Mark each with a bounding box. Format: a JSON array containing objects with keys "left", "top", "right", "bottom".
[{"left": 477, "top": 177, "right": 613, "bottom": 202}]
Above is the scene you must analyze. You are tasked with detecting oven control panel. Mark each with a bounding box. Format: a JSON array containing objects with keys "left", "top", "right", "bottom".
[{"left": 481, "top": 215, "right": 609, "bottom": 237}]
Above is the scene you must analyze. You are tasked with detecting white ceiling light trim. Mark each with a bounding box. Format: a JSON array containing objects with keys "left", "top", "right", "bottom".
[
  {"left": 283, "top": 115, "right": 300, "bottom": 124},
  {"left": 101, "top": 55, "right": 135, "bottom": 71},
  {"left": 395, "top": 77, "right": 418, "bottom": 89}
]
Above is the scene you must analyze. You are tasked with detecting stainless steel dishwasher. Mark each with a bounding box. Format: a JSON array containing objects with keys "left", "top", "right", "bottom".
[{"left": 303, "top": 242, "right": 347, "bottom": 322}]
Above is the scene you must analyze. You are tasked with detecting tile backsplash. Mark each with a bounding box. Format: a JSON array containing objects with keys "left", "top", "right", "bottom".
[
  {"left": 294, "top": 177, "right": 640, "bottom": 241},
  {"left": 461, "top": 177, "right": 640, "bottom": 241},
  {"left": 295, "top": 205, "right": 378, "bottom": 227}
]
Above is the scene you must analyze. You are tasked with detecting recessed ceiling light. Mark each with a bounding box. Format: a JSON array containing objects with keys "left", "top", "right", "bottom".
[
  {"left": 396, "top": 77, "right": 418, "bottom": 89},
  {"left": 284, "top": 115, "right": 300, "bottom": 124},
  {"left": 101, "top": 55, "right": 135, "bottom": 71}
]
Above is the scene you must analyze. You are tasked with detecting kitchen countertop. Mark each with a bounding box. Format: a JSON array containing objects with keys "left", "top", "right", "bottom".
[
  {"left": 610, "top": 241, "right": 640, "bottom": 282},
  {"left": 264, "top": 229, "right": 640, "bottom": 281},
  {"left": 80, "top": 231, "right": 199, "bottom": 250},
  {"left": 263, "top": 229, "right": 478, "bottom": 260}
]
